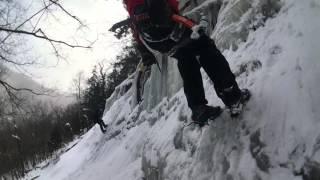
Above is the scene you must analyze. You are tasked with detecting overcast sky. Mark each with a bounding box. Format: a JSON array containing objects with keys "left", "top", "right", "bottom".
[{"left": 18, "top": 0, "right": 129, "bottom": 92}]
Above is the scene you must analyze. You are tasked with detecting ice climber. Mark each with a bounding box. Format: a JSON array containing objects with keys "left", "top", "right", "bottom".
[
  {"left": 96, "top": 118, "right": 108, "bottom": 133},
  {"left": 123, "top": 0, "right": 250, "bottom": 126}
]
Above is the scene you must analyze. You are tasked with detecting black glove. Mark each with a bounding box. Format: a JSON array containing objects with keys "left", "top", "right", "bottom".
[{"left": 137, "top": 44, "right": 157, "bottom": 66}]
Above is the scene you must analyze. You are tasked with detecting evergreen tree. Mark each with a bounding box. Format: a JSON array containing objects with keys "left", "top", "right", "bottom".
[{"left": 83, "top": 64, "right": 109, "bottom": 124}]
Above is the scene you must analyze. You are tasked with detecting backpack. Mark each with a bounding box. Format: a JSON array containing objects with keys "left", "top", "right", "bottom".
[{"left": 132, "top": 0, "right": 175, "bottom": 42}]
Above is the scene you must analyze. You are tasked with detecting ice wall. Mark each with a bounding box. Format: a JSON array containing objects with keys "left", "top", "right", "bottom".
[
  {"left": 180, "top": 0, "right": 281, "bottom": 51},
  {"left": 213, "top": 0, "right": 281, "bottom": 50},
  {"left": 103, "top": 76, "right": 134, "bottom": 114},
  {"left": 142, "top": 55, "right": 183, "bottom": 111}
]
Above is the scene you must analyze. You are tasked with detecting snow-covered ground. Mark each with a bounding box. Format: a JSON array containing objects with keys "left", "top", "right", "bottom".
[{"left": 23, "top": 0, "right": 320, "bottom": 179}]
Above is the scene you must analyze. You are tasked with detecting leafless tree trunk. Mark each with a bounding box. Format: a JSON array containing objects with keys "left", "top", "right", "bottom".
[
  {"left": 72, "top": 71, "right": 84, "bottom": 101},
  {"left": 72, "top": 71, "right": 85, "bottom": 132}
]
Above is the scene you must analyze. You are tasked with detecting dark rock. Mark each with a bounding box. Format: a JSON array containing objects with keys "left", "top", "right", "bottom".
[
  {"left": 250, "top": 130, "right": 271, "bottom": 172},
  {"left": 302, "top": 160, "right": 320, "bottom": 180},
  {"left": 235, "top": 60, "right": 262, "bottom": 77},
  {"left": 173, "top": 128, "right": 186, "bottom": 151}
]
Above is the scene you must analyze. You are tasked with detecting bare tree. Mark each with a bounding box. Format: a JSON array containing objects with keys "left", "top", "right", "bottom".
[
  {"left": 72, "top": 71, "right": 85, "bottom": 101},
  {"left": 0, "top": 0, "right": 92, "bottom": 104},
  {"left": 71, "top": 71, "right": 86, "bottom": 132}
]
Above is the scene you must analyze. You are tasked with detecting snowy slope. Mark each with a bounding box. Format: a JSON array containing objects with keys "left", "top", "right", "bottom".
[{"left": 23, "top": 0, "right": 320, "bottom": 179}]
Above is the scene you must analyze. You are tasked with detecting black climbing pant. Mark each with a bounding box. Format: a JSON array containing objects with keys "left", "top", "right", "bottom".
[
  {"left": 97, "top": 119, "right": 108, "bottom": 133},
  {"left": 172, "top": 35, "right": 241, "bottom": 109}
]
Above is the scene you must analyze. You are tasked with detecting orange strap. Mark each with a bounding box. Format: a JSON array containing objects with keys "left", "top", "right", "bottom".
[{"left": 171, "top": 14, "right": 195, "bottom": 29}]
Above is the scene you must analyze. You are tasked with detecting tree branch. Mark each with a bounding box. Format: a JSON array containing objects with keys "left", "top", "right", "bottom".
[
  {"left": 0, "top": 53, "right": 36, "bottom": 66},
  {"left": 0, "top": 27, "right": 91, "bottom": 48},
  {"left": 49, "top": 0, "right": 85, "bottom": 27},
  {"left": 1, "top": 1, "right": 55, "bottom": 44},
  {"left": 0, "top": 80, "right": 47, "bottom": 96}
]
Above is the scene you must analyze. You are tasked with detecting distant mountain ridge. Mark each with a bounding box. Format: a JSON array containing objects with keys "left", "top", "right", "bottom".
[{"left": 0, "top": 66, "right": 74, "bottom": 108}]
